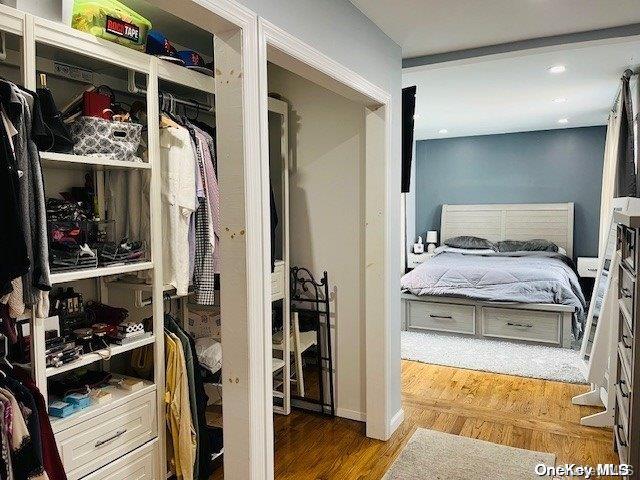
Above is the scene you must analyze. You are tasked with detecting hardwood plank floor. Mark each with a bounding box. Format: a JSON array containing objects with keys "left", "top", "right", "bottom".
[{"left": 211, "top": 360, "right": 618, "bottom": 479}]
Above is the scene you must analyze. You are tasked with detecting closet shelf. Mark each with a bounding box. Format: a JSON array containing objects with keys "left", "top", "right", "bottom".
[
  {"left": 157, "top": 60, "right": 216, "bottom": 95},
  {"left": 45, "top": 334, "right": 156, "bottom": 377},
  {"left": 40, "top": 152, "right": 151, "bottom": 170},
  {"left": 50, "top": 261, "right": 153, "bottom": 284},
  {"left": 49, "top": 375, "right": 155, "bottom": 434}
]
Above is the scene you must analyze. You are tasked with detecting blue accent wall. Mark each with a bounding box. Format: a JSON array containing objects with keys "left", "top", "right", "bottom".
[{"left": 415, "top": 126, "right": 606, "bottom": 258}]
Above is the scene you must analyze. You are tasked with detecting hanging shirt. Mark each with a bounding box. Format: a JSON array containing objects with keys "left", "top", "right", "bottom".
[
  {"left": 160, "top": 126, "right": 197, "bottom": 296},
  {"left": 0, "top": 84, "right": 29, "bottom": 298},
  {"left": 194, "top": 129, "right": 220, "bottom": 273},
  {"left": 191, "top": 132, "right": 217, "bottom": 305},
  {"left": 165, "top": 332, "right": 196, "bottom": 480}
]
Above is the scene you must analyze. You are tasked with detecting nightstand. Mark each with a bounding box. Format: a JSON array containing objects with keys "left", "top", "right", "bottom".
[
  {"left": 407, "top": 252, "right": 434, "bottom": 270},
  {"left": 577, "top": 257, "right": 598, "bottom": 302},
  {"left": 577, "top": 257, "right": 599, "bottom": 278}
]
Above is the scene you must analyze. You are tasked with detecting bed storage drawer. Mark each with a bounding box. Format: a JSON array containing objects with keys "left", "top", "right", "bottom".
[
  {"left": 406, "top": 300, "right": 475, "bottom": 335},
  {"left": 82, "top": 439, "right": 157, "bottom": 480},
  {"left": 271, "top": 260, "right": 285, "bottom": 301},
  {"left": 481, "top": 307, "right": 561, "bottom": 345},
  {"left": 55, "top": 391, "right": 157, "bottom": 480}
]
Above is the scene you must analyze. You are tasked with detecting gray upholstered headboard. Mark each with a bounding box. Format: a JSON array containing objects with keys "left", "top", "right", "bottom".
[{"left": 440, "top": 203, "right": 574, "bottom": 257}]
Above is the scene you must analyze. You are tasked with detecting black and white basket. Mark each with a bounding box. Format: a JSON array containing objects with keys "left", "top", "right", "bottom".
[{"left": 70, "top": 116, "right": 142, "bottom": 160}]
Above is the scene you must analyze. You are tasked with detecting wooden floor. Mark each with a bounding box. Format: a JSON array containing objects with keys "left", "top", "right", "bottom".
[{"left": 212, "top": 360, "right": 618, "bottom": 479}]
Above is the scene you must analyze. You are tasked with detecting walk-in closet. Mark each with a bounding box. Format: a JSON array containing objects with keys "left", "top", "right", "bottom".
[
  {"left": 266, "top": 62, "right": 368, "bottom": 420},
  {"left": 0, "top": 1, "right": 261, "bottom": 478}
]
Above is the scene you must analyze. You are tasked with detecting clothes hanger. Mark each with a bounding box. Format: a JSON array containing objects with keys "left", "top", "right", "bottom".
[{"left": 159, "top": 92, "right": 180, "bottom": 129}]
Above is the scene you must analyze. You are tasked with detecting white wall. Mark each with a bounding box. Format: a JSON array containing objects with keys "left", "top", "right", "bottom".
[{"left": 268, "top": 63, "right": 367, "bottom": 418}]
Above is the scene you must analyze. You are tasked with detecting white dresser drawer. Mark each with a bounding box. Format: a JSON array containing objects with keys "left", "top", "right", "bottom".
[
  {"left": 406, "top": 300, "right": 475, "bottom": 335},
  {"left": 271, "top": 260, "right": 285, "bottom": 301},
  {"left": 83, "top": 439, "right": 157, "bottom": 480},
  {"left": 481, "top": 307, "right": 560, "bottom": 345},
  {"left": 577, "top": 257, "right": 599, "bottom": 278},
  {"left": 56, "top": 391, "right": 157, "bottom": 480}
]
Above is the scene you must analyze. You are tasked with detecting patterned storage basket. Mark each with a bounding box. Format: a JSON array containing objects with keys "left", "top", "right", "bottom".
[{"left": 70, "top": 116, "right": 142, "bottom": 160}]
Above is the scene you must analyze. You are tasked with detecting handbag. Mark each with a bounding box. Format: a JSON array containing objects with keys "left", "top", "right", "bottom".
[
  {"left": 82, "top": 85, "right": 115, "bottom": 119},
  {"left": 36, "top": 87, "right": 75, "bottom": 153},
  {"left": 70, "top": 116, "right": 142, "bottom": 160}
]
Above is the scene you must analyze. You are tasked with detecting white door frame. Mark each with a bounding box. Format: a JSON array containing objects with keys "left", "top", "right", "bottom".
[
  {"left": 257, "top": 18, "right": 402, "bottom": 447},
  {"left": 146, "top": 1, "right": 271, "bottom": 479}
]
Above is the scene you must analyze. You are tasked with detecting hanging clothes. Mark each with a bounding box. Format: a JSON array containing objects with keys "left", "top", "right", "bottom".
[
  {"left": 0, "top": 80, "right": 51, "bottom": 317},
  {"left": 0, "top": 105, "right": 28, "bottom": 295},
  {"left": 165, "top": 330, "right": 197, "bottom": 480},
  {"left": 159, "top": 123, "right": 197, "bottom": 296},
  {"left": 165, "top": 315, "right": 220, "bottom": 480},
  {"left": 165, "top": 315, "right": 200, "bottom": 479},
  {"left": 10, "top": 369, "right": 66, "bottom": 480},
  {"left": 186, "top": 121, "right": 219, "bottom": 305}
]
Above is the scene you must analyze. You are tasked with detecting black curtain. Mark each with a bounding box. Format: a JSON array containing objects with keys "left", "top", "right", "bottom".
[
  {"left": 401, "top": 86, "right": 417, "bottom": 193},
  {"left": 617, "top": 72, "right": 637, "bottom": 197}
]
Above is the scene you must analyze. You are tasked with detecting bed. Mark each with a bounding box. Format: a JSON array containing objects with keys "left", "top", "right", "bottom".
[{"left": 401, "top": 203, "right": 586, "bottom": 348}]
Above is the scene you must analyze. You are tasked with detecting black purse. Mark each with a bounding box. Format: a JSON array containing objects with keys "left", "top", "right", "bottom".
[{"left": 36, "top": 87, "right": 75, "bottom": 153}]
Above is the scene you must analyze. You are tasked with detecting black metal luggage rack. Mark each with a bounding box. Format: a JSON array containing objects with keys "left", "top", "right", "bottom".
[{"left": 289, "top": 266, "right": 335, "bottom": 416}]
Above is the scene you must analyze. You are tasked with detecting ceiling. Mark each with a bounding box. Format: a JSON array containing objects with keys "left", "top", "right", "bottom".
[
  {"left": 403, "top": 39, "right": 640, "bottom": 140},
  {"left": 350, "top": 0, "right": 640, "bottom": 59}
]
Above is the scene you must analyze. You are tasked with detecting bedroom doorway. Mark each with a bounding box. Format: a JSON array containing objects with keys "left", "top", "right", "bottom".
[{"left": 401, "top": 35, "right": 639, "bottom": 381}]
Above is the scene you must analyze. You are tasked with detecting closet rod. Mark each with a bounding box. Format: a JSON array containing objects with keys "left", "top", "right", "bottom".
[{"left": 128, "top": 70, "right": 214, "bottom": 112}]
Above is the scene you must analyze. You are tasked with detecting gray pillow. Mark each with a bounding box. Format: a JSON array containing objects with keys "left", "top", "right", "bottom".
[
  {"left": 496, "top": 239, "right": 559, "bottom": 253},
  {"left": 444, "top": 236, "right": 496, "bottom": 250}
]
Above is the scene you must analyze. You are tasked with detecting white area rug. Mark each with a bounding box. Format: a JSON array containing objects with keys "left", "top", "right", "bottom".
[
  {"left": 402, "top": 330, "right": 586, "bottom": 383},
  {"left": 383, "top": 428, "right": 556, "bottom": 480}
]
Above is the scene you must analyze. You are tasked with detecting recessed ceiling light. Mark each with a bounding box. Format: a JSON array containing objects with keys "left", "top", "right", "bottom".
[
  {"left": 548, "top": 65, "right": 566, "bottom": 74},
  {"left": 558, "top": 118, "right": 569, "bottom": 124},
  {"left": 413, "top": 114, "right": 421, "bottom": 120},
  {"left": 553, "top": 97, "right": 567, "bottom": 103},
  {"left": 438, "top": 129, "right": 448, "bottom": 134}
]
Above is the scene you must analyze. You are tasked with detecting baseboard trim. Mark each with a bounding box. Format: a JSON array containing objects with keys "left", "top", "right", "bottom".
[
  {"left": 337, "top": 408, "right": 366, "bottom": 422},
  {"left": 388, "top": 408, "right": 405, "bottom": 437}
]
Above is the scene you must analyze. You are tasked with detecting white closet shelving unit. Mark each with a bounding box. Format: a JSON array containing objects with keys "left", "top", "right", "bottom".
[{"left": 0, "top": 4, "right": 219, "bottom": 478}]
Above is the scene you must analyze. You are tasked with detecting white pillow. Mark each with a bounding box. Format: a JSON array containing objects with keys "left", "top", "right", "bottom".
[
  {"left": 195, "top": 337, "right": 222, "bottom": 374},
  {"left": 434, "top": 245, "right": 497, "bottom": 256}
]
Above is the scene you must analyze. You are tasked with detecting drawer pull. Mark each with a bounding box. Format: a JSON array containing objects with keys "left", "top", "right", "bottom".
[
  {"left": 506, "top": 322, "right": 533, "bottom": 329},
  {"left": 429, "top": 314, "right": 453, "bottom": 320},
  {"left": 620, "top": 287, "right": 633, "bottom": 298},
  {"left": 95, "top": 429, "right": 127, "bottom": 448},
  {"left": 587, "top": 268, "right": 597, "bottom": 272},
  {"left": 622, "top": 334, "right": 633, "bottom": 349},
  {"left": 619, "top": 379, "right": 630, "bottom": 398},
  {"left": 616, "top": 424, "right": 628, "bottom": 447}
]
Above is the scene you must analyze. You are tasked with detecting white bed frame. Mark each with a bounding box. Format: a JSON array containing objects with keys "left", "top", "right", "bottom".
[{"left": 402, "top": 203, "right": 576, "bottom": 348}]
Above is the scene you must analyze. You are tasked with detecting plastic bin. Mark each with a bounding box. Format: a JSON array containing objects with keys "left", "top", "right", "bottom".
[{"left": 66, "top": 0, "right": 152, "bottom": 51}]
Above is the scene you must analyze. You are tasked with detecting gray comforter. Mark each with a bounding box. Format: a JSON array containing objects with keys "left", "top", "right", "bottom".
[{"left": 401, "top": 250, "right": 587, "bottom": 337}]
